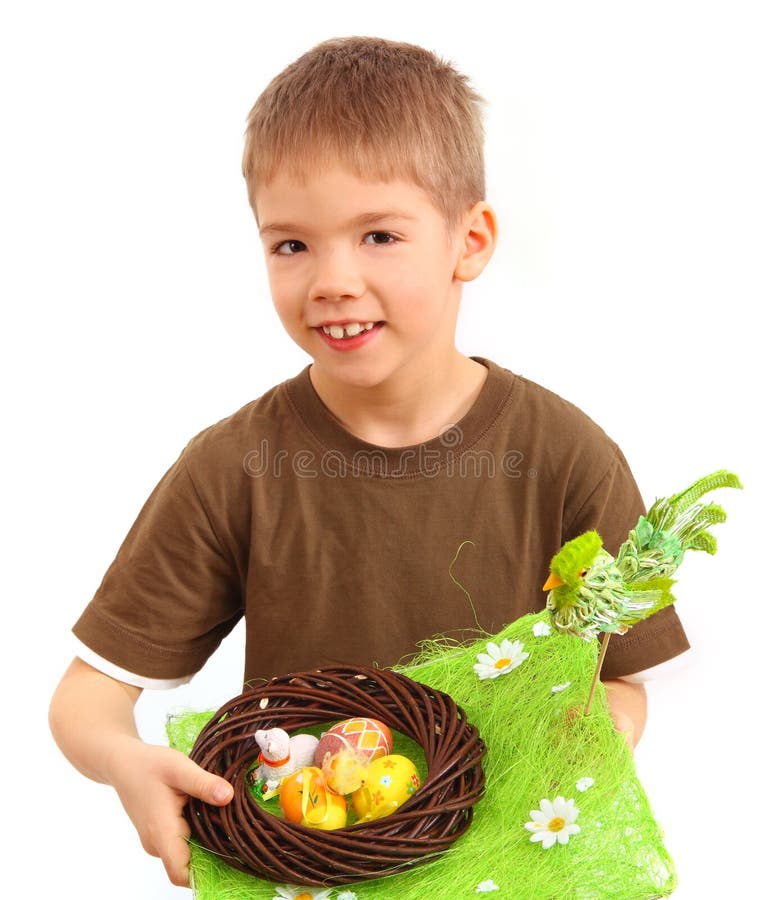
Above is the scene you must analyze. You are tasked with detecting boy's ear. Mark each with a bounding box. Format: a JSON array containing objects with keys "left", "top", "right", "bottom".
[{"left": 454, "top": 202, "right": 498, "bottom": 282}]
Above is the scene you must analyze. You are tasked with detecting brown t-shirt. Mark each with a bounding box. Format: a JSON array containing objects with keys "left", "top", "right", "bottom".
[{"left": 73, "top": 358, "right": 689, "bottom": 685}]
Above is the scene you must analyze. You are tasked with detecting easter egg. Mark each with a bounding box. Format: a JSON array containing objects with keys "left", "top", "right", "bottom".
[
  {"left": 351, "top": 754, "right": 421, "bottom": 821},
  {"left": 279, "top": 767, "right": 347, "bottom": 830},
  {"left": 314, "top": 717, "right": 393, "bottom": 769}
]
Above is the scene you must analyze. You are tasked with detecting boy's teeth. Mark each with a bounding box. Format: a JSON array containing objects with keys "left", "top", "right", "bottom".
[{"left": 323, "top": 322, "right": 375, "bottom": 339}]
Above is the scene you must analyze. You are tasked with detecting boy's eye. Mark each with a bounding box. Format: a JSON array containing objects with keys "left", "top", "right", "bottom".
[
  {"left": 272, "top": 239, "right": 307, "bottom": 255},
  {"left": 364, "top": 231, "right": 396, "bottom": 245}
]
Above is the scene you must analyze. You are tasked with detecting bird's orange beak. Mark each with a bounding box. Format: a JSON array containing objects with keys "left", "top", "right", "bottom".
[{"left": 543, "top": 572, "right": 563, "bottom": 591}]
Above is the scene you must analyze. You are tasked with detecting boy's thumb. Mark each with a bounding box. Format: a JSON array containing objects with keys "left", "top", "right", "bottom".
[
  {"left": 175, "top": 756, "right": 233, "bottom": 805},
  {"left": 208, "top": 778, "right": 234, "bottom": 804}
]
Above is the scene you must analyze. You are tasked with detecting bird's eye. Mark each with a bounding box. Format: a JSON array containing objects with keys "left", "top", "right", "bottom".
[{"left": 579, "top": 568, "right": 588, "bottom": 578}]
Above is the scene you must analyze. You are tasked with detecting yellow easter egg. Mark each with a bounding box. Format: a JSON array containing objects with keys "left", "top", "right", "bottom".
[
  {"left": 305, "top": 791, "right": 347, "bottom": 831},
  {"left": 351, "top": 754, "right": 420, "bottom": 821}
]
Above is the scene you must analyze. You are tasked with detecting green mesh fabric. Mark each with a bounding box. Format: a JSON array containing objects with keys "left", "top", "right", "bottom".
[{"left": 167, "top": 611, "right": 675, "bottom": 899}]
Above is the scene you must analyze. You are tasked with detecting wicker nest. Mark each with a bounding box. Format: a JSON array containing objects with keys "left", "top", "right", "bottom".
[{"left": 185, "top": 665, "right": 486, "bottom": 886}]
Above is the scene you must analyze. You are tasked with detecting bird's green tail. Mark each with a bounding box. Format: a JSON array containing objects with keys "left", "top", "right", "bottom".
[
  {"left": 665, "top": 470, "right": 742, "bottom": 513},
  {"left": 644, "top": 469, "right": 742, "bottom": 556},
  {"left": 615, "top": 470, "right": 741, "bottom": 621}
]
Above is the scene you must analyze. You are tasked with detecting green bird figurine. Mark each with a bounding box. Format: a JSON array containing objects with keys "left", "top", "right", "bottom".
[
  {"left": 543, "top": 469, "right": 742, "bottom": 642},
  {"left": 542, "top": 469, "right": 741, "bottom": 715}
]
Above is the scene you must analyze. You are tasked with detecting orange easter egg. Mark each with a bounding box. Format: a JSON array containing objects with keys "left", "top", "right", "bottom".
[{"left": 279, "top": 766, "right": 347, "bottom": 830}]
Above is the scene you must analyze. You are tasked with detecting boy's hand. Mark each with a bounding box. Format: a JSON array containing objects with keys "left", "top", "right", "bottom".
[
  {"left": 109, "top": 739, "right": 233, "bottom": 887},
  {"left": 49, "top": 659, "right": 233, "bottom": 888},
  {"left": 603, "top": 678, "right": 647, "bottom": 750}
]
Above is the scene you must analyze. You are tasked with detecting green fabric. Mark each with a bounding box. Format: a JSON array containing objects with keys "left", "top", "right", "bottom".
[{"left": 168, "top": 611, "right": 676, "bottom": 900}]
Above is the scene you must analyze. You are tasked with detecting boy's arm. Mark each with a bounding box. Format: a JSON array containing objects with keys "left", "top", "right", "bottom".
[
  {"left": 49, "top": 658, "right": 233, "bottom": 887},
  {"left": 604, "top": 678, "right": 647, "bottom": 750}
]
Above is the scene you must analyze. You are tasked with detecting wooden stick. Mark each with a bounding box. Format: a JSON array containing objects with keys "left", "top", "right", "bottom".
[{"left": 584, "top": 633, "right": 611, "bottom": 716}]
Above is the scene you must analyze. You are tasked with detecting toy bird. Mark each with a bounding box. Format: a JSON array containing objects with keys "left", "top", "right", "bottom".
[{"left": 542, "top": 469, "right": 741, "bottom": 712}]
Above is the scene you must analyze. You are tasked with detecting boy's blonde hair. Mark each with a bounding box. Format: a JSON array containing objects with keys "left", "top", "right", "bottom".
[{"left": 242, "top": 36, "right": 485, "bottom": 227}]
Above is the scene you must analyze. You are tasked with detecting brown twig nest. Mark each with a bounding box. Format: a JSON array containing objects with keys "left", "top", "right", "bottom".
[{"left": 185, "top": 665, "right": 486, "bottom": 886}]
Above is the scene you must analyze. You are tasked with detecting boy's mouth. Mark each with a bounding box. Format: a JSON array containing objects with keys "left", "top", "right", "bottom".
[
  {"left": 320, "top": 321, "right": 376, "bottom": 339},
  {"left": 316, "top": 321, "right": 384, "bottom": 351}
]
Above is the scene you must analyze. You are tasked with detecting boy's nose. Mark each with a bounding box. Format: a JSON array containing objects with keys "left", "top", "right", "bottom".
[{"left": 308, "top": 250, "right": 365, "bottom": 303}]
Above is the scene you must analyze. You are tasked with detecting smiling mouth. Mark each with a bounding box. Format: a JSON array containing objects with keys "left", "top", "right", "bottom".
[{"left": 319, "top": 321, "right": 377, "bottom": 339}]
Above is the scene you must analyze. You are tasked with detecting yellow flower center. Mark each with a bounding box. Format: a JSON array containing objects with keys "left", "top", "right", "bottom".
[
  {"left": 295, "top": 894, "right": 314, "bottom": 900},
  {"left": 548, "top": 816, "right": 566, "bottom": 833},
  {"left": 494, "top": 657, "right": 512, "bottom": 669}
]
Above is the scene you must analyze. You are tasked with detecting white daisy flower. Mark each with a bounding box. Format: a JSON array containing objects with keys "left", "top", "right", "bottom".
[
  {"left": 533, "top": 621, "right": 551, "bottom": 637},
  {"left": 272, "top": 886, "right": 333, "bottom": 900},
  {"left": 476, "top": 879, "right": 500, "bottom": 892},
  {"left": 473, "top": 639, "right": 529, "bottom": 680},
  {"left": 576, "top": 777, "right": 594, "bottom": 792},
  {"left": 551, "top": 681, "right": 571, "bottom": 694},
  {"left": 524, "top": 796, "right": 581, "bottom": 849}
]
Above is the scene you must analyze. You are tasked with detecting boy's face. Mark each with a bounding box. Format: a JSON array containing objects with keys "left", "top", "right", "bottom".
[{"left": 253, "top": 166, "right": 476, "bottom": 395}]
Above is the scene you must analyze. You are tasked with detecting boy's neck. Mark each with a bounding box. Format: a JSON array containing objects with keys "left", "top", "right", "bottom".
[{"left": 309, "top": 354, "right": 488, "bottom": 448}]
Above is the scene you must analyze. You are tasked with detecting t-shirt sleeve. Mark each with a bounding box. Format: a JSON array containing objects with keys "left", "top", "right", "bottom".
[
  {"left": 563, "top": 445, "right": 690, "bottom": 679},
  {"left": 72, "top": 446, "right": 244, "bottom": 681}
]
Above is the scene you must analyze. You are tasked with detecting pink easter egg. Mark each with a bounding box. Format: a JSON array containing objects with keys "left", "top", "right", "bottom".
[{"left": 314, "top": 717, "right": 393, "bottom": 769}]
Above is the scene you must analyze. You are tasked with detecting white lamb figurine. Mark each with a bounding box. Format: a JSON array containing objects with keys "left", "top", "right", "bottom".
[{"left": 252, "top": 727, "right": 320, "bottom": 791}]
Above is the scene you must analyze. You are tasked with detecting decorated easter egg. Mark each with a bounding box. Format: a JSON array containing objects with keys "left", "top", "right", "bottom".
[
  {"left": 351, "top": 754, "right": 421, "bottom": 821},
  {"left": 314, "top": 717, "right": 393, "bottom": 770},
  {"left": 279, "top": 767, "right": 347, "bottom": 830}
]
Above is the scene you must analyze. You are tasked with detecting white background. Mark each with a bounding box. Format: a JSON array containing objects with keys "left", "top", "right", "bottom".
[{"left": 2, "top": 1, "right": 776, "bottom": 897}]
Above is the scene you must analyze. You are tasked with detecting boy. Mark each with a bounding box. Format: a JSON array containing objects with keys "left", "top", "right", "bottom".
[{"left": 49, "top": 37, "right": 689, "bottom": 888}]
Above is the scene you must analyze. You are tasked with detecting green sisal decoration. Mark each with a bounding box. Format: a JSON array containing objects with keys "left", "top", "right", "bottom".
[{"left": 168, "top": 611, "right": 677, "bottom": 900}]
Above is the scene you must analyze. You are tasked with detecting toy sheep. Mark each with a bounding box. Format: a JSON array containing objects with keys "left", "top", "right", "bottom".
[{"left": 252, "top": 727, "right": 320, "bottom": 791}]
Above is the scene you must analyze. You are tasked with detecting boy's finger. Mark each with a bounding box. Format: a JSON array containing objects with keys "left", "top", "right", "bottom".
[
  {"left": 161, "top": 833, "right": 193, "bottom": 888},
  {"left": 169, "top": 755, "right": 234, "bottom": 805}
]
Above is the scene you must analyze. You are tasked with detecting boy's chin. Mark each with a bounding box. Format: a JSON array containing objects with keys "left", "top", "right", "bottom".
[{"left": 310, "top": 360, "right": 394, "bottom": 392}]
